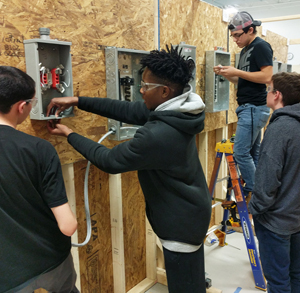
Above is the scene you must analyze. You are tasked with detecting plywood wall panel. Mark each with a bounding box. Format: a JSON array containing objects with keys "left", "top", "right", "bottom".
[
  {"left": 121, "top": 171, "right": 146, "bottom": 291},
  {"left": 74, "top": 160, "right": 113, "bottom": 292},
  {"left": 0, "top": 0, "right": 154, "bottom": 166}
]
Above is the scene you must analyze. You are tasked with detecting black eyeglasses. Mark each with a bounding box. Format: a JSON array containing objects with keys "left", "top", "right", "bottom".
[{"left": 230, "top": 32, "right": 245, "bottom": 39}]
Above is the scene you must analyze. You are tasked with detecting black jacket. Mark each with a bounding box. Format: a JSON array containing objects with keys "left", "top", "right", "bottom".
[{"left": 68, "top": 92, "right": 211, "bottom": 245}]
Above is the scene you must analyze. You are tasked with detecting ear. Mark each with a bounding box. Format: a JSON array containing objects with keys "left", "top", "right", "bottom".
[
  {"left": 17, "top": 101, "right": 27, "bottom": 114},
  {"left": 161, "top": 86, "right": 172, "bottom": 99},
  {"left": 275, "top": 90, "right": 283, "bottom": 103}
]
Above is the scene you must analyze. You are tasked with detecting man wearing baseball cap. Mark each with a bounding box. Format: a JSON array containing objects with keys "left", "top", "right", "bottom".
[{"left": 214, "top": 11, "right": 273, "bottom": 201}]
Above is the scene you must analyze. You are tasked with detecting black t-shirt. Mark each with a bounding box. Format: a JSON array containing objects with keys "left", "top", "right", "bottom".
[
  {"left": 0, "top": 125, "right": 71, "bottom": 292},
  {"left": 237, "top": 36, "right": 273, "bottom": 106}
]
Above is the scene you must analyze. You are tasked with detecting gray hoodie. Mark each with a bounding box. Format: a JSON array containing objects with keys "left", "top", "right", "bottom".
[{"left": 249, "top": 103, "right": 300, "bottom": 235}]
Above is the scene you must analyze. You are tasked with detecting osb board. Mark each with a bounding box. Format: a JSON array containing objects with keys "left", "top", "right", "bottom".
[
  {"left": 121, "top": 171, "right": 146, "bottom": 292},
  {"left": 207, "top": 129, "right": 216, "bottom": 228},
  {"left": 264, "top": 30, "right": 288, "bottom": 63},
  {"left": 159, "top": 0, "right": 228, "bottom": 132},
  {"left": 0, "top": 0, "right": 154, "bottom": 165},
  {"left": 74, "top": 160, "right": 113, "bottom": 292}
]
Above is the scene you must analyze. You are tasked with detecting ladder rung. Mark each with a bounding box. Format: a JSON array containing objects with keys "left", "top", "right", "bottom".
[{"left": 216, "top": 175, "right": 229, "bottom": 183}]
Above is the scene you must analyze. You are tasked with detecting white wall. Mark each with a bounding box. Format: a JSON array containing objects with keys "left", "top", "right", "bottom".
[{"left": 287, "top": 44, "right": 300, "bottom": 67}]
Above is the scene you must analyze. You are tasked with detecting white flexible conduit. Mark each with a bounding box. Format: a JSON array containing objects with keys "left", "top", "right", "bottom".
[
  {"left": 72, "top": 129, "right": 115, "bottom": 247},
  {"left": 71, "top": 126, "right": 139, "bottom": 247}
]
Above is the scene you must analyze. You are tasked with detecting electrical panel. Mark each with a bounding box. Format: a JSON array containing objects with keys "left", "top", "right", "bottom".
[
  {"left": 105, "top": 47, "right": 149, "bottom": 141},
  {"left": 281, "top": 63, "right": 292, "bottom": 72},
  {"left": 273, "top": 60, "right": 282, "bottom": 74},
  {"left": 24, "top": 28, "right": 74, "bottom": 120},
  {"left": 173, "top": 42, "right": 196, "bottom": 93},
  {"left": 205, "top": 50, "right": 230, "bottom": 113}
]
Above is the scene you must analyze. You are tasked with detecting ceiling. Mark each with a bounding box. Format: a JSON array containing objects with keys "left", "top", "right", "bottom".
[{"left": 201, "top": 0, "right": 300, "bottom": 39}]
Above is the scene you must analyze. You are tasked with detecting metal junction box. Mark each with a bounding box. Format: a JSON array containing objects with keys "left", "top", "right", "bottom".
[
  {"left": 273, "top": 60, "right": 282, "bottom": 74},
  {"left": 205, "top": 50, "right": 230, "bottom": 113},
  {"left": 105, "top": 47, "right": 149, "bottom": 141},
  {"left": 173, "top": 42, "right": 197, "bottom": 93},
  {"left": 24, "top": 28, "right": 74, "bottom": 120}
]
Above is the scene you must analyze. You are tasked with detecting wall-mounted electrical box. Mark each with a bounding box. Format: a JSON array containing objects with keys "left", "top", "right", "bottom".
[
  {"left": 105, "top": 47, "right": 149, "bottom": 141},
  {"left": 24, "top": 28, "right": 74, "bottom": 120},
  {"left": 273, "top": 60, "right": 282, "bottom": 74},
  {"left": 173, "top": 42, "right": 196, "bottom": 93},
  {"left": 281, "top": 63, "right": 293, "bottom": 72},
  {"left": 205, "top": 50, "right": 230, "bottom": 113}
]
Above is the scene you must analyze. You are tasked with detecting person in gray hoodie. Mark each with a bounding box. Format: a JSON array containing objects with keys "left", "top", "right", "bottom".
[
  {"left": 47, "top": 45, "right": 212, "bottom": 293},
  {"left": 249, "top": 72, "right": 300, "bottom": 293}
]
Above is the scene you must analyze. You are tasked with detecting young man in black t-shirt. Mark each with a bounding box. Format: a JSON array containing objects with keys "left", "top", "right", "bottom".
[
  {"left": 214, "top": 11, "right": 273, "bottom": 199},
  {"left": 0, "top": 66, "right": 79, "bottom": 293}
]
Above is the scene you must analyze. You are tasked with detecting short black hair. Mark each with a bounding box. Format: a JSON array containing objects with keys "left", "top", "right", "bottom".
[
  {"left": 243, "top": 25, "right": 257, "bottom": 34},
  {"left": 140, "top": 44, "right": 195, "bottom": 87},
  {"left": 0, "top": 66, "right": 35, "bottom": 114},
  {"left": 272, "top": 72, "right": 300, "bottom": 106}
]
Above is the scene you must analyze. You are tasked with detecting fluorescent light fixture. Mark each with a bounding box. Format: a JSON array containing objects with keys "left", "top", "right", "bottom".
[{"left": 222, "top": 6, "right": 238, "bottom": 22}]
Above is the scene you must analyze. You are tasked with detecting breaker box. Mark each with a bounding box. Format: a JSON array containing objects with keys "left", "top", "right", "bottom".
[
  {"left": 173, "top": 42, "right": 196, "bottom": 93},
  {"left": 205, "top": 50, "right": 230, "bottom": 113},
  {"left": 24, "top": 28, "right": 74, "bottom": 120},
  {"left": 273, "top": 60, "right": 283, "bottom": 74},
  {"left": 281, "top": 63, "right": 292, "bottom": 72},
  {"left": 105, "top": 47, "right": 149, "bottom": 141}
]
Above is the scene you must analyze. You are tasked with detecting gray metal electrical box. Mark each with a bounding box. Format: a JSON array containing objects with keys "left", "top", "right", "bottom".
[
  {"left": 24, "top": 28, "right": 74, "bottom": 120},
  {"left": 281, "top": 63, "right": 292, "bottom": 72},
  {"left": 273, "top": 60, "right": 282, "bottom": 74},
  {"left": 173, "top": 42, "right": 196, "bottom": 93},
  {"left": 105, "top": 47, "right": 149, "bottom": 141},
  {"left": 205, "top": 50, "right": 230, "bottom": 113}
]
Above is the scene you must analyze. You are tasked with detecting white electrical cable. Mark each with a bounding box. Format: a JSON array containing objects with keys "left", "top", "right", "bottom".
[
  {"left": 72, "top": 129, "right": 115, "bottom": 247},
  {"left": 61, "top": 69, "right": 70, "bottom": 88}
]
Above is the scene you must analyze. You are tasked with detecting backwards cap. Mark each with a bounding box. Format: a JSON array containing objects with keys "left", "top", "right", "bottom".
[{"left": 228, "top": 11, "right": 261, "bottom": 32}]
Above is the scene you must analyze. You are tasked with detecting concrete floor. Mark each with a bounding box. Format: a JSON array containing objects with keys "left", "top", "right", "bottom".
[{"left": 146, "top": 231, "right": 264, "bottom": 293}]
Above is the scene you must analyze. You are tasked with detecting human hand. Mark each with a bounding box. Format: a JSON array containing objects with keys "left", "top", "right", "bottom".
[
  {"left": 47, "top": 97, "right": 79, "bottom": 117},
  {"left": 213, "top": 64, "right": 223, "bottom": 75},
  {"left": 47, "top": 120, "right": 74, "bottom": 137},
  {"left": 218, "top": 66, "right": 238, "bottom": 77}
]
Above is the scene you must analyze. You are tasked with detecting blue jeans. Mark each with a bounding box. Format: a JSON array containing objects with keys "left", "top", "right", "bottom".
[
  {"left": 254, "top": 218, "right": 300, "bottom": 293},
  {"left": 234, "top": 104, "right": 270, "bottom": 193}
]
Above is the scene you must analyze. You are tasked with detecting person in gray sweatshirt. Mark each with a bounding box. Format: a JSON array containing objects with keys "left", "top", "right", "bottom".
[
  {"left": 249, "top": 72, "right": 300, "bottom": 293},
  {"left": 47, "top": 45, "right": 212, "bottom": 293}
]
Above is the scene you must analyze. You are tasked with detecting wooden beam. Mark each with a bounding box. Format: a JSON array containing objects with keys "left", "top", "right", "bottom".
[
  {"left": 62, "top": 164, "right": 81, "bottom": 291},
  {"left": 214, "top": 126, "right": 228, "bottom": 225},
  {"left": 199, "top": 131, "right": 209, "bottom": 181},
  {"left": 109, "top": 174, "right": 126, "bottom": 293},
  {"left": 261, "top": 14, "right": 300, "bottom": 23},
  {"left": 289, "top": 38, "right": 300, "bottom": 45},
  {"left": 127, "top": 278, "right": 156, "bottom": 293},
  {"left": 146, "top": 217, "right": 157, "bottom": 281}
]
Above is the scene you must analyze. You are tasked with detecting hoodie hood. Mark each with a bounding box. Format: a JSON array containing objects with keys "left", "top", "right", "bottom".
[
  {"left": 155, "top": 84, "right": 205, "bottom": 114},
  {"left": 270, "top": 103, "right": 300, "bottom": 124},
  {"left": 149, "top": 84, "right": 206, "bottom": 135}
]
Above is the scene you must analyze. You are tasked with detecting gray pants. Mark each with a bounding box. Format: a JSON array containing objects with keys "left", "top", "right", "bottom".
[{"left": 15, "top": 253, "right": 80, "bottom": 293}]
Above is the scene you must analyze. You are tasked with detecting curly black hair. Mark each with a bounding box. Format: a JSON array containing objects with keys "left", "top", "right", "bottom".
[{"left": 140, "top": 44, "right": 195, "bottom": 87}]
